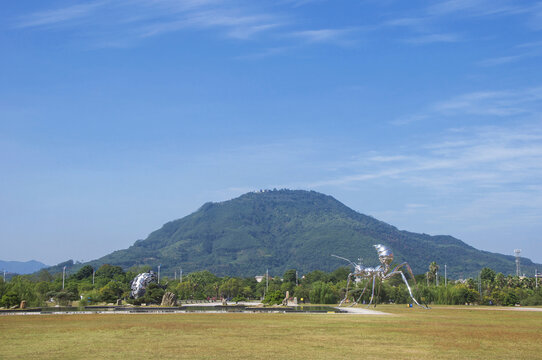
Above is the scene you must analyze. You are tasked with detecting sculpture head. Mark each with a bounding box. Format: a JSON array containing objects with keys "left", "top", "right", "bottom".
[{"left": 374, "top": 244, "right": 393, "bottom": 266}]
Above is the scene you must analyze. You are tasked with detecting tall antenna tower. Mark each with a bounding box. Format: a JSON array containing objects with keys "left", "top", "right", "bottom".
[{"left": 514, "top": 249, "right": 521, "bottom": 277}]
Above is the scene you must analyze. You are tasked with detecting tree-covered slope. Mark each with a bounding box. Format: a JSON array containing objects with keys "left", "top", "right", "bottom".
[{"left": 80, "top": 190, "right": 539, "bottom": 278}]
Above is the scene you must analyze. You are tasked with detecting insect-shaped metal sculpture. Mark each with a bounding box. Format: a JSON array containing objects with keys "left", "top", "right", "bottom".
[{"left": 332, "top": 244, "right": 428, "bottom": 309}]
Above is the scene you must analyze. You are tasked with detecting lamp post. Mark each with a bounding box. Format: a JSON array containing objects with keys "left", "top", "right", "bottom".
[{"left": 62, "top": 266, "right": 66, "bottom": 290}]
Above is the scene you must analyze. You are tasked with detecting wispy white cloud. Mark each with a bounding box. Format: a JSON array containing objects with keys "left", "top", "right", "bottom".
[
  {"left": 308, "top": 124, "right": 542, "bottom": 215},
  {"left": 137, "top": 9, "right": 280, "bottom": 39},
  {"left": 234, "top": 46, "right": 290, "bottom": 60},
  {"left": 478, "top": 41, "right": 542, "bottom": 67},
  {"left": 427, "top": 0, "right": 529, "bottom": 17},
  {"left": 15, "top": 0, "right": 285, "bottom": 45},
  {"left": 278, "top": 0, "right": 326, "bottom": 7},
  {"left": 289, "top": 28, "right": 358, "bottom": 45},
  {"left": 368, "top": 155, "right": 409, "bottom": 162},
  {"left": 403, "top": 33, "right": 459, "bottom": 45},
  {"left": 431, "top": 88, "right": 542, "bottom": 117},
  {"left": 477, "top": 54, "right": 526, "bottom": 66},
  {"left": 16, "top": 1, "right": 106, "bottom": 28},
  {"left": 393, "top": 87, "right": 542, "bottom": 125},
  {"left": 382, "top": 0, "right": 538, "bottom": 48}
]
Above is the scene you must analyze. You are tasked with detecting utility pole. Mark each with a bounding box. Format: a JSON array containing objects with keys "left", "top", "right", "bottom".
[
  {"left": 266, "top": 268, "right": 269, "bottom": 295},
  {"left": 158, "top": 264, "right": 161, "bottom": 284},
  {"left": 296, "top": 270, "right": 298, "bottom": 286},
  {"left": 3, "top": 269, "right": 5, "bottom": 282},
  {"left": 62, "top": 266, "right": 66, "bottom": 290},
  {"left": 444, "top": 264, "right": 447, "bottom": 287},
  {"left": 174, "top": 270, "right": 177, "bottom": 281},
  {"left": 514, "top": 249, "right": 521, "bottom": 277},
  {"left": 92, "top": 269, "right": 95, "bottom": 285},
  {"left": 478, "top": 272, "right": 482, "bottom": 301},
  {"left": 536, "top": 269, "right": 539, "bottom": 289},
  {"left": 436, "top": 271, "right": 439, "bottom": 287},
  {"left": 180, "top": 268, "right": 183, "bottom": 283}
]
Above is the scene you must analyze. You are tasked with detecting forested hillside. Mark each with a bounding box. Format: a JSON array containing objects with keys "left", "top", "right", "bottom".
[{"left": 51, "top": 190, "right": 540, "bottom": 278}]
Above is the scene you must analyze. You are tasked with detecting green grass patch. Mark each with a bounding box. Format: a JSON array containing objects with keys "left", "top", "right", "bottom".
[{"left": 1, "top": 305, "right": 541, "bottom": 359}]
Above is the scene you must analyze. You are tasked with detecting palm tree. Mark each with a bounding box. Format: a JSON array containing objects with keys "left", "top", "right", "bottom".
[{"left": 429, "top": 262, "right": 440, "bottom": 286}]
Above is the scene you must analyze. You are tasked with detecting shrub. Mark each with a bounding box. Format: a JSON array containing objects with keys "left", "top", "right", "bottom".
[{"left": 263, "top": 290, "right": 283, "bottom": 305}]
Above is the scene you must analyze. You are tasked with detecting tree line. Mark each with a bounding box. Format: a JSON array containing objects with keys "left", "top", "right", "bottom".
[{"left": 1, "top": 263, "right": 541, "bottom": 308}]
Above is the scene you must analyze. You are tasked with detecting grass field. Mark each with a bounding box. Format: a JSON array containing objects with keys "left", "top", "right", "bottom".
[{"left": 1, "top": 305, "right": 541, "bottom": 359}]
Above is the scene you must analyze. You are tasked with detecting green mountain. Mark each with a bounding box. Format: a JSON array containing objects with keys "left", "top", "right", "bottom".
[{"left": 67, "top": 189, "right": 539, "bottom": 278}]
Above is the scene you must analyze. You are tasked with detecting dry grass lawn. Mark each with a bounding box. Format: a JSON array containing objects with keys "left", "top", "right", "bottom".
[{"left": 1, "top": 305, "right": 541, "bottom": 359}]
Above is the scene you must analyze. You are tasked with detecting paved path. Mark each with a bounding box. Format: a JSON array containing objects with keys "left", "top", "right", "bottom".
[
  {"left": 334, "top": 307, "right": 391, "bottom": 315},
  {"left": 445, "top": 306, "right": 542, "bottom": 312}
]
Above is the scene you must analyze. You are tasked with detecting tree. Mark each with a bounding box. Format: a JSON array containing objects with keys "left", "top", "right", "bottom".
[
  {"left": 309, "top": 282, "right": 338, "bottom": 304},
  {"left": 480, "top": 268, "right": 496, "bottom": 284},
  {"left": 96, "top": 264, "right": 124, "bottom": 279},
  {"left": 495, "top": 273, "right": 506, "bottom": 288},
  {"left": 142, "top": 283, "right": 165, "bottom": 304},
  {"left": 303, "top": 270, "right": 328, "bottom": 284},
  {"left": 74, "top": 265, "right": 94, "bottom": 280},
  {"left": 1, "top": 291, "right": 20, "bottom": 308},
  {"left": 429, "top": 262, "right": 439, "bottom": 286},
  {"left": 220, "top": 278, "right": 242, "bottom": 298},
  {"left": 330, "top": 267, "right": 350, "bottom": 283},
  {"left": 283, "top": 269, "right": 297, "bottom": 284},
  {"left": 99, "top": 281, "right": 125, "bottom": 303}
]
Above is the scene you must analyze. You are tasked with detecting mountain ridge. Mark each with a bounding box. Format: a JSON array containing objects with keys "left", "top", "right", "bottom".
[
  {"left": 0, "top": 260, "right": 49, "bottom": 274},
  {"left": 49, "top": 189, "right": 540, "bottom": 278}
]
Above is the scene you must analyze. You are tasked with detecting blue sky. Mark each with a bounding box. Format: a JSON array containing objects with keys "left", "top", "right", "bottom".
[{"left": 2, "top": 0, "right": 542, "bottom": 266}]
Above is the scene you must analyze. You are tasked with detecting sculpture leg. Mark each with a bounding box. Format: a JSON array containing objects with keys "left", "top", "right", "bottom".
[
  {"left": 374, "top": 279, "right": 382, "bottom": 307},
  {"left": 367, "top": 275, "right": 376, "bottom": 307},
  {"left": 395, "top": 271, "right": 429, "bottom": 309},
  {"left": 391, "top": 263, "right": 416, "bottom": 284},
  {"left": 351, "top": 279, "right": 369, "bottom": 307},
  {"left": 339, "top": 273, "right": 353, "bottom": 307}
]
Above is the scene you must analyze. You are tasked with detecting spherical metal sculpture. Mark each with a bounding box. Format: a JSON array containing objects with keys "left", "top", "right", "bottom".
[{"left": 130, "top": 272, "right": 157, "bottom": 299}]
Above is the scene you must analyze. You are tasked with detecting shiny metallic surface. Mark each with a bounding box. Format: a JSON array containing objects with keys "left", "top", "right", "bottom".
[
  {"left": 332, "top": 244, "right": 429, "bottom": 309},
  {"left": 130, "top": 272, "right": 157, "bottom": 299},
  {"left": 374, "top": 244, "right": 394, "bottom": 267}
]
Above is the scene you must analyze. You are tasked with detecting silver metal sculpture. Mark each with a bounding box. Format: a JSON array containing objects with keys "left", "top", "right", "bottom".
[
  {"left": 130, "top": 272, "right": 157, "bottom": 299},
  {"left": 332, "top": 244, "right": 428, "bottom": 309}
]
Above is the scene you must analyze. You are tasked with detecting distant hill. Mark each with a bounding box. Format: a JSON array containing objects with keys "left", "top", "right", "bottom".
[
  {"left": 0, "top": 260, "right": 49, "bottom": 274},
  {"left": 57, "top": 190, "right": 540, "bottom": 278}
]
